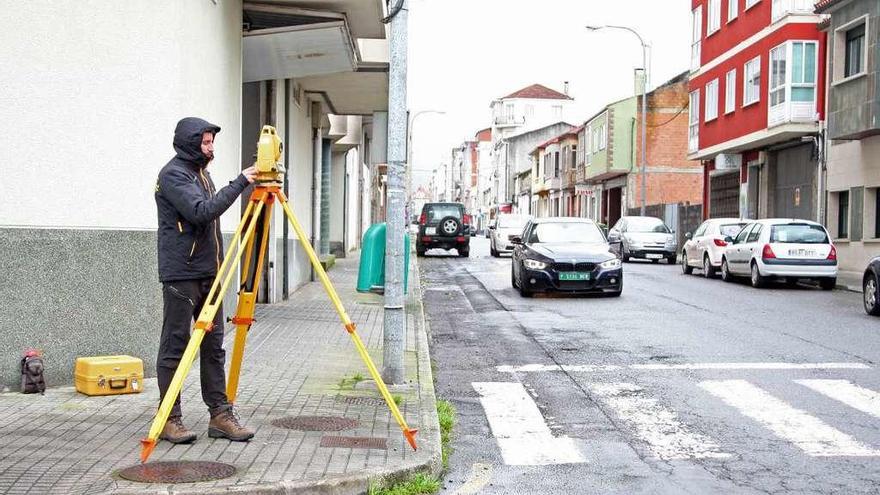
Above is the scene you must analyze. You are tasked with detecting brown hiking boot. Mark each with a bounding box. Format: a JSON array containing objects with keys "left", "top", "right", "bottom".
[
  {"left": 208, "top": 409, "right": 255, "bottom": 441},
  {"left": 159, "top": 416, "right": 197, "bottom": 444}
]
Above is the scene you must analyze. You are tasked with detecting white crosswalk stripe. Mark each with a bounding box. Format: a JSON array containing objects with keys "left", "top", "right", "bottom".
[
  {"left": 587, "top": 382, "right": 731, "bottom": 460},
  {"left": 699, "top": 379, "right": 880, "bottom": 457},
  {"left": 472, "top": 382, "right": 586, "bottom": 466},
  {"left": 796, "top": 379, "right": 880, "bottom": 419}
]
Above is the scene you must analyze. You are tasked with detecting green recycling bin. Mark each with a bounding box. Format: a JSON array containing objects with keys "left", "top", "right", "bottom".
[{"left": 357, "top": 223, "right": 410, "bottom": 294}]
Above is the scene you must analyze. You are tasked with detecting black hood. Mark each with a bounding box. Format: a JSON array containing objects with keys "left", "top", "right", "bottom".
[{"left": 173, "top": 117, "right": 221, "bottom": 167}]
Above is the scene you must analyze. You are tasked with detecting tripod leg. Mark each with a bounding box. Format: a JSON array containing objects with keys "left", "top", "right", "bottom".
[
  {"left": 276, "top": 192, "right": 418, "bottom": 451},
  {"left": 141, "top": 197, "right": 266, "bottom": 463},
  {"left": 227, "top": 195, "right": 274, "bottom": 403}
]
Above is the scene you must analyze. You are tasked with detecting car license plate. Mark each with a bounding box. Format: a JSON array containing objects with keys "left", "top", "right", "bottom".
[
  {"left": 788, "top": 248, "right": 817, "bottom": 257},
  {"left": 559, "top": 272, "right": 590, "bottom": 281},
  {"left": 425, "top": 227, "right": 436, "bottom": 235},
  {"left": 646, "top": 253, "right": 663, "bottom": 259}
]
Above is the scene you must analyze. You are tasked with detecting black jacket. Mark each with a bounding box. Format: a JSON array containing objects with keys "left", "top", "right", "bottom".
[{"left": 155, "top": 117, "right": 249, "bottom": 282}]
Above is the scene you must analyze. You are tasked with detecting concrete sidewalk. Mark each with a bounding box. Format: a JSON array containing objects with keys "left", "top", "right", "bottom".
[{"left": 0, "top": 255, "right": 440, "bottom": 494}]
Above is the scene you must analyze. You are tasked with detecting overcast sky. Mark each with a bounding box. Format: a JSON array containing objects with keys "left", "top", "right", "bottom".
[{"left": 407, "top": 0, "right": 693, "bottom": 189}]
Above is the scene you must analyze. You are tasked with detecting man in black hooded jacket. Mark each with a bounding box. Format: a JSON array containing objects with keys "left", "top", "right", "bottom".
[{"left": 154, "top": 117, "right": 257, "bottom": 444}]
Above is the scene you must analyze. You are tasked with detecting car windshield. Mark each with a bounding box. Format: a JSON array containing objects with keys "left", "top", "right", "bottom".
[
  {"left": 529, "top": 222, "right": 606, "bottom": 244},
  {"left": 498, "top": 215, "right": 528, "bottom": 229},
  {"left": 770, "top": 224, "right": 829, "bottom": 244},
  {"left": 426, "top": 205, "right": 461, "bottom": 222},
  {"left": 627, "top": 217, "right": 670, "bottom": 233},
  {"left": 719, "top": 223, "right": 748, "bottom": 237}
]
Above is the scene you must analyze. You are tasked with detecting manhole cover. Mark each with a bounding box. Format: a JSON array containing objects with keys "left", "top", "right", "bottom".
[
  {"left": 271, "top": 415, "right": 358, "bottom": 431},
  {"left": 320, "top": 436, "right": 387, "bottom": 449},
  {"left": 118, "top": 461, "right": 236, "bottom": 484}
]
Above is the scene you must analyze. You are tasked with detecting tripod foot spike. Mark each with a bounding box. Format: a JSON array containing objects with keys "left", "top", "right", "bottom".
[
  {"left": 139, "top": 438, "right": 157, "bottom": 463},
  {"left": 404, "top": 428, "right": 419, "bottom": 451}
]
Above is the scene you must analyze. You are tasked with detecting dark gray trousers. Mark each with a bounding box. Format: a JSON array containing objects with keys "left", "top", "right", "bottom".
[{"left": 158, "top": 278, "right": 231, "bottom": 418}]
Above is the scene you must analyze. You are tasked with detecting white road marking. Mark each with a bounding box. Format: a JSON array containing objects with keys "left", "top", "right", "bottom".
[
  {"left": 472, "top": 382, "right": 586, "bottom": 466},
  {"left": 497, "top": 362, "right": 871, "bottom": 373},
  {"left": 587, "top": 382, "right": 731, "bottom": 460},
  {"left": 796, "top": 379, "right": 880, "bottom": 419},
  {"left": 632, "top": 362, "right": 872, "bottom": 371},
  {"left": 699, "top": 380, "right": 880, "bottom": 457},
  {"left": 450, "top": 462, "right": 493, "bottom": 495}
]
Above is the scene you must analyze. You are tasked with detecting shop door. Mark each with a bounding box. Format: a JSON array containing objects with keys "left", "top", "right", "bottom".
[
  {"left": 709, "top": 171, "right": 740, "bottom": 218},
  {"left": 773, "top": 144, "right": 816, "bottom": 220}
]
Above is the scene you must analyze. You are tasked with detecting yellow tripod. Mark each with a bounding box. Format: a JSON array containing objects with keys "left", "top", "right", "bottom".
[{"left": 140, "top": 127, "right": 418, "bottom": 463}]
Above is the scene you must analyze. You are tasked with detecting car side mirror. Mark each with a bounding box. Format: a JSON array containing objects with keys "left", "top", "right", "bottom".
[
  {"left": 607, "top": 232, "right": 620, "bottom": 243},
  {"left": 685, "top": 232, "right": 692, "bottom": 239},
  {"left": 510, "top": 236, "right": 523, "bottom": 245},
  {"left": 724, "top": 236, "right": 734, "bottom": 244},
  {"left": 489, "top": 225, "right": 496, "bottom": 230}
]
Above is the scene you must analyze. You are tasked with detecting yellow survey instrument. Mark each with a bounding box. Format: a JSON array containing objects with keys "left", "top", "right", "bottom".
[{"left": 140, "top": 126, "right": 418, "bottom": 463}]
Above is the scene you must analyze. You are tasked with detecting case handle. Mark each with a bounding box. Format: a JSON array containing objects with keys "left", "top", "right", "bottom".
[{"left": 109, "top": 378, "right": 128, "bottom": 389}]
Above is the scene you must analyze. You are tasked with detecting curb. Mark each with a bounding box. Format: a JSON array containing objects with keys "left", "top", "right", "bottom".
[{"left": 103, "top": 255, "right": 442, "bottom": 495}]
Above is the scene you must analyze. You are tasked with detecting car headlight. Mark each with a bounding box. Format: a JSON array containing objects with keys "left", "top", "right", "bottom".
[
  {"left": 625, "top": 236, "right": 640, "bottom": 246},
  {"left": 665, "top": 238, "right": 676, "bottom": 246},
  {"left": 523, "top": 259, "right": 548, "bottom": 270},
  {"left": 599, "top": 258, "right": 622, "bottom": 270}
]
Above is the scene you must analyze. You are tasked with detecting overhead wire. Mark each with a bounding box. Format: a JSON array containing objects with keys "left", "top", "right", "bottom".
[{"left": 382, "top": 0, "right": 405, "bottom": 23}]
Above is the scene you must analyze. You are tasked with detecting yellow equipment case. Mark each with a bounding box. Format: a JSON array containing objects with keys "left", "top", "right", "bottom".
[{"left": 74, "top": 355, "right": 144, "bottom": 396}]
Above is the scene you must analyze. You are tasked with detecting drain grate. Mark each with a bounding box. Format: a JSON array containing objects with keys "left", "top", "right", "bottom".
[
  {"left": 118, "top": 461, "right": 236, "bottom": 484},
  {"left": 271, "top": 415, "right": 358, "bottom": 431},
  {"left": 341, "top": 396, "right": 386, "bottom": 407},
  {"left": 320, "top": 436, "right": 387, "bottom": 449}
]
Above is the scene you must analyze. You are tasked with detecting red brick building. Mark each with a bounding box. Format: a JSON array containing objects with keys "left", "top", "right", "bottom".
[
  {"left": 631, "top": 72, "right": 704, "bottom": 211},
  {"left": 688, "top": 0, "right": 825, "bottom": 221}
]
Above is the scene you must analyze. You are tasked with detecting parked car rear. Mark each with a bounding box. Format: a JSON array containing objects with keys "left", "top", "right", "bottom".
[
  {"left": 681, "top": 218, "right": 750, "bottom": 277},
  {"left": 720, "top": 219, "right": 837, "bottom": 289},
  {"left": 416, "top": 202, "right": 471, "bottom": 257}
]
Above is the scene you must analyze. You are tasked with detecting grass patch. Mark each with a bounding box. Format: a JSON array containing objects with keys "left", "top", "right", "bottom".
[
  {"left": 367, "top": 473, "right": 440, "bottom": 495},
  {"left": 337, "top": 372, "right": 366, "bottom": 390},
  {"left": 392, "top": 394, "right": 404, "bottom": 407},
  {"left": 436, "top": 399, "right": 456, "bottom": 470},
  {"left": 368, "top": 399, "right": 457, "bottom": 494}
]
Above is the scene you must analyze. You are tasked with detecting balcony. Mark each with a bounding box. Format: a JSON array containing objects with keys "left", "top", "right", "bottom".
[
  {"left": 519, "top": 178, "right": 532, "bottom": 196},
  {"left": 494, "top": 115, "right": 525, "bottom": 127},
  {"left": 545, "top": 176, "right": 561, "bottom": 192},
  {"left": 771, "top": 0, "right": 814, "bottom": 22},
  {"left": 768, "top": 100, "right": 817, "bottom": 128},
  {"left": 576, "top": 165, "right": 587, "bottom": 184},
  {"left": 532, "top": 177, "right": 549, "bottom": 195}
]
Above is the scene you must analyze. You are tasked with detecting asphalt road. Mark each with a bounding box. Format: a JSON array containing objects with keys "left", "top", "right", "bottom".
[{"left": 421, "top": 236, "right": 880, "bottom": 494}]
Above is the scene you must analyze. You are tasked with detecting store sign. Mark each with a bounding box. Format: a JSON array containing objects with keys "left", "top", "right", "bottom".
[{"left": 715, "top": 153, "right": 742, "bottom": 171}]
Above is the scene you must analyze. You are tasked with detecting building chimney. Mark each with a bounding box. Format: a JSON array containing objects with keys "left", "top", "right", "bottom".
[{"left": 563, "top": 81, "right": 569, "bottom": 95}]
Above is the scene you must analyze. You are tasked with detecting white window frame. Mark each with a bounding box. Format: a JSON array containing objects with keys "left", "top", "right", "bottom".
[
  {"left": 769, "top": 44, "right": 787, "bottom": 108},
  {"left": 691, "top": 6, "right": 703, "bottom": 72},
  {"left": 585, "top": 127, "right": 592, "bottom": 164},
  {"left": 728, "top": 0, "right": 738, "bottom": 22},
  {"left": 725, "top": 69, "right": 736, "bottom": 114},
  {"left": 689, "top": 90, "right": 700, "bottom": 153},
  {"left": 745, "top": 0, "right": 760, "bottom": 10},
  {"left": 744, "top": 56, "right": 761, "bottom": 107},
  {"left": 790, "top": 40, "right": 817, "bottom": 103},
  {"left": 598, "top": 124, "right": 606, "bottom": 151},
  {"left": 707, "top": 0, "right": 721, "bottom": 36},
  {"left": 705, "top": 79, "right": 719, "bottom": 121}
]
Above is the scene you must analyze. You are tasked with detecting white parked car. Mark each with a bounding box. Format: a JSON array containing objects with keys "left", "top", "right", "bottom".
[
  {"left": 681, "top": 218, "right": 750, "bottom": 277},
  {"left": 490, "top": 214, "right": 532, "bottom": 257},
  {"left": 719, "top": 219, "right": 838, "bottom": 289}
]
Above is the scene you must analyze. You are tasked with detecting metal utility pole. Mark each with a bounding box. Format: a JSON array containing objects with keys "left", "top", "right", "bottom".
[
  {"left": 586, "top": 25, "right": 649, "bottom": 216},
  {"left": 383, "top": 0, "right": 408, "bottom": 385}
]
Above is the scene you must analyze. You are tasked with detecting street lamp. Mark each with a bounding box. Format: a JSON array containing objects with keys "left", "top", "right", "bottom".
[
  {"left": 586, "top": 24, "right": 649, "bottom": 217},
  {"left": 407, "top": 110, "right": 445, "bottom": 218}
]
